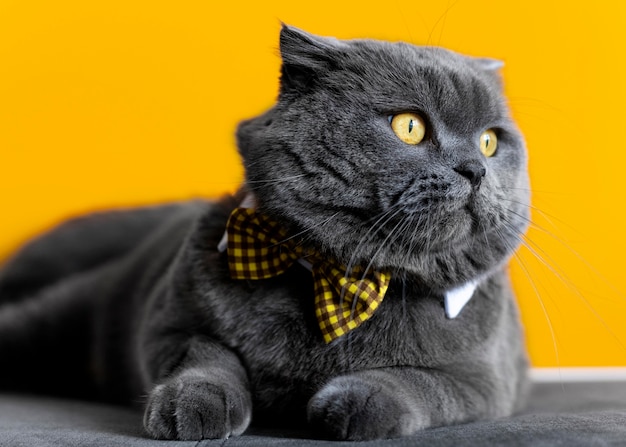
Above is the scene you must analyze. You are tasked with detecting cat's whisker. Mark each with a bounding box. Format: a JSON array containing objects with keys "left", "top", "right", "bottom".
[
  {"left": 500, "top": 215, "right": 579, "bottom": 290},
  {"left": 426, "top": 0, "right": 462, "bottom": 46},
  {"left": 502, "top": 202, "right": 626, "bottom": 303},
  {"left": 475, "top": 214, "right": 493, "bottom": 256},
  {"left": 436, "top": 0, "right": 452, "bottom": 46},
  {"left": 349, "top": 211, "right": 410, "bottom": 319},
  {"left": 336, "top": 205, "right": 404, "bottom": 316},
  {"left": 271, "top": 212, "right": 341, "bottom": 248},
  {"left": 499, "top": 186, "right": 569, "bottom": 197},
  {"left": 518, "top": 236, "right": 626, "bottom": 344},
  {"left": 506, "top": 96, "right": 565, "bottom": 114},
  {"left": 389, "top": 215, "right": 421, "bottom": 271},
  {"left": 424, "top": 206, "right": 435, "bottom": 256},
  {"left": 346, "top": 206, "right": 405, "bottom": 273},
  {"left": 403, "top": 210, "right": 429, "bottom": 258},
  {"left": 357, "top": 210, "right": 407, "bottom": 283},
  {"left": 500, "top": 216, "right": 626, "bottom": 356},
  {"left": 344, "top": 204, "right": 405, "bottom": 276},
  {"left": 375, "top": 214, "right": 418, "bottom": 282},
  {"left": 244, "top": 174, "right": 311, "bottom": 186},
  {"left": 340, "top": 206, "right": 406, "bottom": 315},
  {"left": 495, "top": 226, "right": 561, "bottom": 367},
  {"left": 498, "top": 197, "right": 575, "bottom": 234}
]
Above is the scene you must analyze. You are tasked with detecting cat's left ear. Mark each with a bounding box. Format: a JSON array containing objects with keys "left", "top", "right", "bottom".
[{"left": 279, "top": 24, "right": 348, "bottom": 95}]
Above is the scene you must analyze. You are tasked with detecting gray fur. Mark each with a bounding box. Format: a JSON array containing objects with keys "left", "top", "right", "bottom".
[{"left": 0, "top": 25, "right": 530, "bottom": 440}]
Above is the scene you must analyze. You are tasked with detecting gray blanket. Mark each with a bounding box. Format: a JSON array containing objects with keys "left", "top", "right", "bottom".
[{"left": 1, "top": 382, "right": 626, "bottom": 446}]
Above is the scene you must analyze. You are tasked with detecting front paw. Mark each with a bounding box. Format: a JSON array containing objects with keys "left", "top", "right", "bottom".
[
  {"left": 307, "top": 375, "right": 425, "bottom": 440},
  {"left": 144, "top": 371, "right": 252, "bottom": 440}
]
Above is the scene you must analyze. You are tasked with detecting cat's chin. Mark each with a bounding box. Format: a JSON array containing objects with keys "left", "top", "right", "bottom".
[
  {"left": 329, "top": 206, "right": 518, "bottom": 287},
  {"left": 398, "top": 206, "right": 475, "bottom": 247},
  {"left": 311, "top": 206, "right": 478, "bottom": 271}
]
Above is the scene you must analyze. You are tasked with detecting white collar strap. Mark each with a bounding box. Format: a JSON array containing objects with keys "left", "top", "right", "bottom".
[
  {"left": 217, "top": 192, "right": 257, "bottom": 253},
  {"left": 444, "top": 279, "right": 479, "bottom": 318}
]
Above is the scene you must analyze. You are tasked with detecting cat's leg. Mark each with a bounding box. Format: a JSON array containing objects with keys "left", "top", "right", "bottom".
[
  {"left": 142, "top": 335, "right": 252, "bottom": 440},
  {"left": 0, "top": 266, "right": 100, "bottom": 397},
  {"left": 307, "top": 366, "right": 522, "bottom": 441}
]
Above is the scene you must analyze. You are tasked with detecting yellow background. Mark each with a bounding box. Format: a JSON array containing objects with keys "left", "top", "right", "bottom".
[{"left": 1, "top": 0, "right": 626, "bottom": 366}]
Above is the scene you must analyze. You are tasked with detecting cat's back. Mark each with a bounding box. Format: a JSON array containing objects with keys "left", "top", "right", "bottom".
[
  {"left": 0, "top": 199, "right": 219, "bottom": 398},
  {"left": 0, "top": 200, "right": 211, "bottom": 302}
]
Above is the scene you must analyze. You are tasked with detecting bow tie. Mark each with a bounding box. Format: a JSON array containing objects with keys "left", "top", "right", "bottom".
[{"left": 220, "top": 207, "right": 391, "bottom": 343}]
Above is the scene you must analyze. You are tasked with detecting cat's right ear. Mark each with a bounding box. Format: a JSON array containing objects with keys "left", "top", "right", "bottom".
[{"left": 279, "top": 24, "right": 347, "bottom": 95}]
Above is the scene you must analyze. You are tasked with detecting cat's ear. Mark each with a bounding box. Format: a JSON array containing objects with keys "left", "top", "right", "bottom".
[
  {"left": 279, "top": 24, "right": 347, "bottom": 94},
  {"left": 473, "top": 58, "right": 504, "bottom": 71},
  {"left": 471, "top": 57, "right": 504, "bottom": 89}
]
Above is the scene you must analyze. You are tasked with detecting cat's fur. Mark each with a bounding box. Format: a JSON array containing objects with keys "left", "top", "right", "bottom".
[{"left": 0, "top": 26, "right": 530, "bottom": 440}]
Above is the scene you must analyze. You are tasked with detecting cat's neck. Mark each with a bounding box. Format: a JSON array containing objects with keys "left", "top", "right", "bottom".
[{"left": 221, "top": 191, "right": 478, "bottom": 319}]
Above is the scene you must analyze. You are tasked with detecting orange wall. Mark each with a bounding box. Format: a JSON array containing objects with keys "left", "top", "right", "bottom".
[{"left": 1, "top": 1, "right": 626, "bottom": 366}]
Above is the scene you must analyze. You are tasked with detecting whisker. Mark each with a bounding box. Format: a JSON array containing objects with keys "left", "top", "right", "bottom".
[
  {"left": 403, "top": 210, "right": 429, "bottom": 258},
  {"left": 333, "top": 205, "right": 406, "bottom": 319},
  {"left": 503, "top": 202, "right": 626, "bottom": 303},
  {"left": 350, "top": 210, "right": 409, "bottom": 318},
  {"left": 358, "top": 210, "right": 407, "bottom": 283},
  {"left": 499, "top": 186, "right": 567, "bottom": 196},
  {"left": 345, "top": 204, "right": 405, "bottom": 276},
  {"left": 426, "top": 0, "right": 461, "bottom": 45},
  {"left": 507, "top": 96, "right": 564, "bottom": 113},
  {"left": 272, "top": 212, "right": 341, "bottom": 248},
  {"left": 499, "top": 197, "right": 578, "bottom": 235},
  {"left": 490, "top": 224, "right": 562, "bottom": 368},
  {"left": 244, "top": 174, "right": 311, "bottom": 189},
  {"left": 501, "top": 216, "right": 626, "bottom": 357},
  {"left": 340, "top": 206, "right": 404, "bottom": 304}
]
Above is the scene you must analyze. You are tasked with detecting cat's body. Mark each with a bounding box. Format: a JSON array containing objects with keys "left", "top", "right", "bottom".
[{"left": 0, "top": 26, "right": 531, "bottom": 440}]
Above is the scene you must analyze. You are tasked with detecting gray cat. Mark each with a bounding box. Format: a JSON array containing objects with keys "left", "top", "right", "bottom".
[{"left": 0, "top": 25, "right": 530, "bottom": 441}]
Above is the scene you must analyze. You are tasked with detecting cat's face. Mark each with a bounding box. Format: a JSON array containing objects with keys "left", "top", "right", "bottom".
[{"left": 236, "top": 26, "right": 529, "bottom": 291}]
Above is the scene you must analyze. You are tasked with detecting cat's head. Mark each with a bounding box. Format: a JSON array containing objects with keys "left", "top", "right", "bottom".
[{"left": 236, "top": 25, "right": 529, "bottom": 291}]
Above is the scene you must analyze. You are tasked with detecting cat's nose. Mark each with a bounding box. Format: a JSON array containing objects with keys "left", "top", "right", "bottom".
[{"left": 454, "top": 160, "right": 486, "bottom": 189}]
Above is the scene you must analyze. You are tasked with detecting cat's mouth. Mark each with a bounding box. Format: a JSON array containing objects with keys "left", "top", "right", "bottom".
[
  {"left": 364, "top": 204, "right": 475, "bottom": 256},
  {"left": 396, "top": 194, "right": 467, "bottom": 216},
  {"left": 375, "top": 191, "right": 511, "bottom": 255},
  {"left": 388, "top": 171, "right": 475, "bottom": 217}
]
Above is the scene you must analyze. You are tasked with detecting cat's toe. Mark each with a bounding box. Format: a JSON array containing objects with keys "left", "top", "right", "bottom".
[
  {"left": 144, "top": 383, "right": 178, "bottom": 440},
  {"left": 144, "top": 375, "right": 252, "bottom": 440},
  {"left": 307, "top": 375, "right": 424, "bottom": 441}
]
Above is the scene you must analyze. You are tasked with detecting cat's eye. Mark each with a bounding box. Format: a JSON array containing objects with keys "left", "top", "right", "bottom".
[
  {"left": 389, "top": 113, "right": 426, "bottom": 145},
  {"left": 479, "top": 129, "right": 498, "bottom": 157}
]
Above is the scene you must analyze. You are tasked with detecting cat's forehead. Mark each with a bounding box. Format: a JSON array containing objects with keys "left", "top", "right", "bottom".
[
  {"left": 349, "top": 40, "right": 492, "bottom": 84},
  {"left": 338, "top": 40, "right": 506, "bottom": 127}
]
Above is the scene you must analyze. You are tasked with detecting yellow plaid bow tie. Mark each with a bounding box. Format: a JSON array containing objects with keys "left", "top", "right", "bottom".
[{"left": 224, "top": 207, "right": 391, "bottom": 343}]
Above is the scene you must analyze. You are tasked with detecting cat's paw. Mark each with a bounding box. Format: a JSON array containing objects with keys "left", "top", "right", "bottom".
[
  {"left": 143, "top": 372, "right": 252, "bottom": 440},
  {"left": 307, "top": 375, "right": 425, "bottom": 440}
]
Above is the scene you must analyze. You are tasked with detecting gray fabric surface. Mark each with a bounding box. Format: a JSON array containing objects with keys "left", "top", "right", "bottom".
[{"left": 1, "top": 382, "right": 626, "bottom": 446}]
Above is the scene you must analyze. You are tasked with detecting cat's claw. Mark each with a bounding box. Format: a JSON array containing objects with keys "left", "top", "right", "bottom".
[
  {"left": 144, "top": 374, "right": 252, "bottom": 440},
  {"left": 307, "top": 375, "right": 425, "bottom": 441}
]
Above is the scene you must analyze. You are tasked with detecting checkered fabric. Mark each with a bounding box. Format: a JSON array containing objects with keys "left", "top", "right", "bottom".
[
  {"left": 224, "top": 207, "right": 391, "bottom": 343},
  {"left": 313, "top": 263, "right": 390, "bottom": 343},
  {"left": 226, "top": 207, "right": 301, "bottom": 280}
]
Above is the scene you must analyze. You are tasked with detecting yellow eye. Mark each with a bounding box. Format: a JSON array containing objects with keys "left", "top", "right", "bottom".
[
  {"left": 390, "top": 113, "right": 426, "bottom": 145},
  {"left": 479, "top": 129, "right": 498, "bottom": 157}
]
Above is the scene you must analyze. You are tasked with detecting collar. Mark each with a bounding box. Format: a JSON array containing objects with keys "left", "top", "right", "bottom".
[
  {"left": 218, "top": 193, "right": 479, "bottom": 321},
  {"left": 444, "top": 280, "right": 479, "bottom": 318}
]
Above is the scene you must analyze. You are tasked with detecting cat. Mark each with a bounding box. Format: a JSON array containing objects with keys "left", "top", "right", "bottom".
[{"left": 0, "top": 25, "right": 531, "bottom": 441}]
